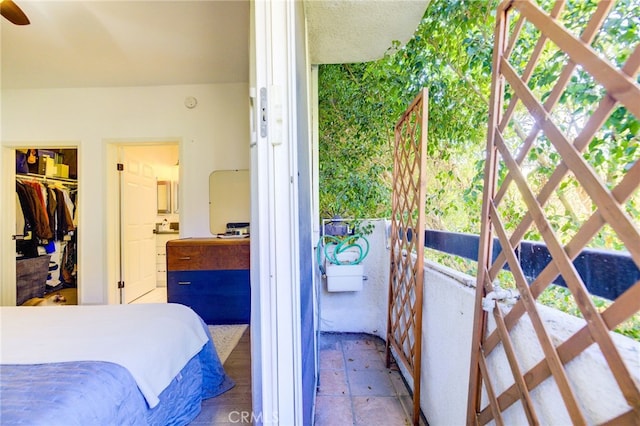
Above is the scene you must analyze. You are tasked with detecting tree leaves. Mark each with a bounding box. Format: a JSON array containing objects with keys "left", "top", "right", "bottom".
[
  {"left": 319, "top": 0, "right": 638, "bottom": 244},
  {"left": 319, "top": 0, "right": 498, "bottom": 222}
]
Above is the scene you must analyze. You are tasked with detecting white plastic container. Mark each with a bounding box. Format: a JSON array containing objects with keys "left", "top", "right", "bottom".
[{"left": 325, "top": 263, "right": 364, "bottom": 292}]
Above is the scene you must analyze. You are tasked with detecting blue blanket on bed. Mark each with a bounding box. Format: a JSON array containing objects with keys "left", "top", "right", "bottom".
[{"left": 0, "top": 321, "right": 234, "bottom": 426}]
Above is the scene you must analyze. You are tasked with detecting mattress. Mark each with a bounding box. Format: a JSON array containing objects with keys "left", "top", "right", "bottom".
[{"left": 0, "top": 304, "right": 234, "bottom": 425}]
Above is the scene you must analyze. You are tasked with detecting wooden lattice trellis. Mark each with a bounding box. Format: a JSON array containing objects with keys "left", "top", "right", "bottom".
[
  {"left": 468, "top": 0, "right": 640, "bottom": 425},
  {"left": 386, "top": 88, "right": 428, "bottom": 426}
]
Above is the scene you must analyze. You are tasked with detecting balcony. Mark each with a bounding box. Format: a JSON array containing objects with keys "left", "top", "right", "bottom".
[
  {"left": 316, "top": 220, "right": 640, "bottom": 424},
  {"left": 314, "top": 1, "right": 640, "bottom": 422}
]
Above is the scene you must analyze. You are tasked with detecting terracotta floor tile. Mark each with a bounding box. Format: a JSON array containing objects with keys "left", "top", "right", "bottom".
[
  {"left": 352, "top": 396, "right": 410, "bottom": 426},
  {"left": 320, "top": 348, "right": 346, "bottom": 370},
  {"left": 315, "top": 332, "right": 424, "bottom": 424},
  {"left": 347, "top": 369, "right": 396, "bottom": 397},
  {"left": 344, "top": 349, "right": 387, "bottom": 371},
  {"left": 342, "top": 337, "right": 382, "bottom": 354},
  {"left": 314, "top": 395, "right": 354, "bottom": 426},
  {"left": 318, "top": 368, "right": 350, "bottom": 396}
]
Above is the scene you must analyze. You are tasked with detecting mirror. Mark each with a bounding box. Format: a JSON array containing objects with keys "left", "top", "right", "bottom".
[
  {"left": 157, "top": 180, "right": 171, "bottom": 214},
  {"left": 209, "top": 170, "right": 249, "bottom": 234}
]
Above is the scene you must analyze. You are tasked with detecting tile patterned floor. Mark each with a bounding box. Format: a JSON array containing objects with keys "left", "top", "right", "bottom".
[{"left": 315, "top": 332, "right": 416, "bottom": 426}]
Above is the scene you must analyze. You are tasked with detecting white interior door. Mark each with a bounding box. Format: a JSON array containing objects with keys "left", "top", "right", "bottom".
[{"left": 120, "top": 150, "right": 156, "bottom": 303}]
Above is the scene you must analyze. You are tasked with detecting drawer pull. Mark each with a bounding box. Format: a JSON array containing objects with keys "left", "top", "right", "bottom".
[
  {"left": 178, "top": 256, "right": 191, "bottom": 260},
  {"left": 178, "top": 281, "right": 192, "bottom": 285}
]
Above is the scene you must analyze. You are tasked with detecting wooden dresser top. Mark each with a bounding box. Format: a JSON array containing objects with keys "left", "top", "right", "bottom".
[
  {"left": 166, "top": 237, "right": 249, "bottom": 271},
  {"left": 167, "top": 237, "right": 249, "bottom": 247}
]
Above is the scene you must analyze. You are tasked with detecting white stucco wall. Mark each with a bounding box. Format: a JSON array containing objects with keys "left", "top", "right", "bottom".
[
  {"left": 418, "top": 262, "right": 476, "bottom": 425},
  {"left": 318, "top": 219, "right": 390, "bottom": 339},
  {"left": 417, "top": 263, "right": 640, "bottom": 425},
  {"left": 482, "top": 302, "right": 639, "bottom": 425},
  {"left": 319, "top": 223, "right": 640, "bottom": 424},
  {"left": 2, "top": 83, "right": 249, "bottom": 304}
]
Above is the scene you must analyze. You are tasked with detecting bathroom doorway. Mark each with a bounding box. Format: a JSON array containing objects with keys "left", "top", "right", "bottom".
[{"left": 115, "top": 143, "right": 179, "bottom": 304}]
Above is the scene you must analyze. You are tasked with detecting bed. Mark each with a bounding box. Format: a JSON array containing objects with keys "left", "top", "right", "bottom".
[{"left": 0, "top": 303, "right": 234, "bottom": 425}]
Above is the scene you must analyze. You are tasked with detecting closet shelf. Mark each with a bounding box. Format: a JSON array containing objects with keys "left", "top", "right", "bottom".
[{"left": 16, "top": 173, "right": 77, "bottom": 185}]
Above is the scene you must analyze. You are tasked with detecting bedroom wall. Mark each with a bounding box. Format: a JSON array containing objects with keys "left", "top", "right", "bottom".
[{"left": 1, "top": 83, "right": 249, "bottom": 304}]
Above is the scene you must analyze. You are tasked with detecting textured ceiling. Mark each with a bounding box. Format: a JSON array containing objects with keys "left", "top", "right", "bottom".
[
  {"left": 306, "top": 0, "right": 429, "bottom": 64},
  {"left": 1, "top": 0, "right": 250, "bottom": 89},
  {"left": 1, "top": 0, "right": 428, "bottom": 90}
]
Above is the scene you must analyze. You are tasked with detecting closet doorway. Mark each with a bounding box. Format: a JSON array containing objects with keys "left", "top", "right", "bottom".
[
  {"left": 15, "top": 148, "right": 78, "bottom": 306},
  {"left": 116, "top": 144, "right": 179, "bottom": 304}
]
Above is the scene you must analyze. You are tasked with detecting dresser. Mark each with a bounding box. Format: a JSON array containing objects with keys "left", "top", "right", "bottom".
[{"left": 166, "top": 238, "right": 250, "bottom": 325}]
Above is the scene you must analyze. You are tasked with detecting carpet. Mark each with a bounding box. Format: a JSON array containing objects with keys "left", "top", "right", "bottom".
[{"left": 208, "top": 324, "right": 248, "bottom": 363}]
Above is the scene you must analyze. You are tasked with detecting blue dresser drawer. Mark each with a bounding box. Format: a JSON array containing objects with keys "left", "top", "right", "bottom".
[{"left": 168, "top": 270, "right": 250, "bottom": 324}]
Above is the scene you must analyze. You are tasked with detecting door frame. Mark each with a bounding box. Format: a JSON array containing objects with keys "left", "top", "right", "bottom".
[
  {"left": 1, "top": 143, "right": 80, "bottom": 306},
  {"left": 105, "top": 140, "right": 180, "bottom": 305}
]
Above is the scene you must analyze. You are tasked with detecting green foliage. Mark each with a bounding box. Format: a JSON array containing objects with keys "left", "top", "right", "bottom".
[
  {"left": 318, "top": 63, "right": 395, "bottom": 218},
  {"left": 538, "top": 286, "right": 640, "bottom": 340},
  {"left": 319, "top": 0, "right": 498, "bottom": 223},
  {"left": 318, "top": 0, "right": 639, "bottom": 337},
  {"left": 319, "top": 0, "right": 638, "bottom": 228}
]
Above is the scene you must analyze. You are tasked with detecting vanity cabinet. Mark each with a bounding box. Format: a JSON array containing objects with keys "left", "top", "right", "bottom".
[
  {"left": 166, "top": 238, "right": 250, "bottom": 325},
  {"left": 156, "top": 232, "right": 179, "bottom": 287}
]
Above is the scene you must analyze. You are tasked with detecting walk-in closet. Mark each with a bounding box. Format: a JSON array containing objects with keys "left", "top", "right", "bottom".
[{"left": 15, "top": 148, "right": 78, "bottom": 306}]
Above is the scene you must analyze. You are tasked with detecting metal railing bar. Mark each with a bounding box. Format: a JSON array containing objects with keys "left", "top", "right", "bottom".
[{"left": 423, "top": 229, "right": 638, "bottom": 301}]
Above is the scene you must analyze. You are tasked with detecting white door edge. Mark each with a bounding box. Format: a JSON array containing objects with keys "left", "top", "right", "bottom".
[
  {"left": 1, "top": 147, "right": 18, "bottom": 305},
  {"left": 251, "top": 0, "right": 304, "bottom": 424}
]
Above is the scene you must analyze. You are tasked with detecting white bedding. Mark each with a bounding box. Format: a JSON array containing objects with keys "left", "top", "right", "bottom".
[{"left": 0, "top": 303, "right": 209, "bottom": 408}]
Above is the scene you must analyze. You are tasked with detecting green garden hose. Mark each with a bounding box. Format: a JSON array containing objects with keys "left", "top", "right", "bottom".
[{"left": 316, "top": 234, "right": 370, "bottom": 276}]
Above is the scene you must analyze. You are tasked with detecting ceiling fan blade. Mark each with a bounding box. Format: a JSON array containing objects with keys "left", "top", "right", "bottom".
[{"left": 1, "top": 0, "right": 30, "bottom": 25}]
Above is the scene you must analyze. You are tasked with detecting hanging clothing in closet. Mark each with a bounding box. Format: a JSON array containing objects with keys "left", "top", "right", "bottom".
[
  {"left": 16, "top": 179, "right": 78, "bottom": 288},
  {"left": 16, "top": 181, "right": 52, "bottom": 241},
  {"left": 16, "top": 180, "right": 75, "bottom": 243}
]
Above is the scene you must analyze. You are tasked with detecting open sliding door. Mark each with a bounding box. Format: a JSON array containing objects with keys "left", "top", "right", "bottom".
[{"left": 250, "top": 0, "right": 314, "bottom": 424}]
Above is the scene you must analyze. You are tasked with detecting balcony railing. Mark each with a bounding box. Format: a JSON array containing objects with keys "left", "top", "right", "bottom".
[{"left": 424, "top": 229, "right": 639, "bottom": 301}]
